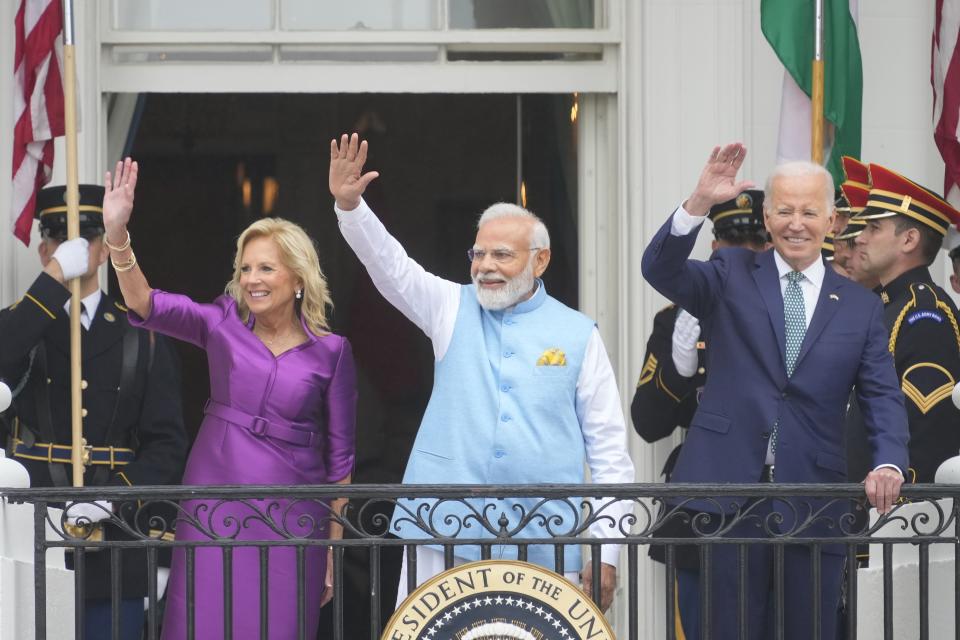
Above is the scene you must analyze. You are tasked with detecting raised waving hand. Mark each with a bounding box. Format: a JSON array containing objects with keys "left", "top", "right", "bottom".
[
  {"left": 329, "top": 133, "right": 379, "bottom": 211},
  {"left": 684, "top": 143, "right": 754, "bottom": 216},
  {"left": 102, "top": 157, "right": 139, "bottom": 243}
]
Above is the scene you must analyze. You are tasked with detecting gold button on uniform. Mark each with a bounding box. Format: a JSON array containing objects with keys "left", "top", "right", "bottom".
[
  {"left": 81, "top": 408, "right": 88, "bottom": 418},
  {"left": 81, "top": 379, "right": 88, "bottom": 390},
  {"left": 697, "top": 367, "right": 706, "bottom": 375}
]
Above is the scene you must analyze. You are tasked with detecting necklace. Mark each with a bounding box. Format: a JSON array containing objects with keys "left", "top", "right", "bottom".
[{"left": 255, "top": 324, "right": 297, "bottom": 346}]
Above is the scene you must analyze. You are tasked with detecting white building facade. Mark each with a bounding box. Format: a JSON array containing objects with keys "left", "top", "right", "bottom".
[{"left": 0, "top": 1, "right": 946, "bottom": 636}]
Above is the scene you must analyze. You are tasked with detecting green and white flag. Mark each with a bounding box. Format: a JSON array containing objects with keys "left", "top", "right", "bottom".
[{"left": 761, "top": 0, "right": 862, "bottom": 183}]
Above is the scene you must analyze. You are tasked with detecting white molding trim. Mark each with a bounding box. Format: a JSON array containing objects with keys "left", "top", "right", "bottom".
[
  {"left": 99, "top": 30, "right": 622, "bottom": 45},
  {"left": 98, "top": 60, "right": 619, "bottom": 94}
]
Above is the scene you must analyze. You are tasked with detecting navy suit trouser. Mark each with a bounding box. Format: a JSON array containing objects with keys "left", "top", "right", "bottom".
[{"left": 679, "top": 499, "right": 845, "bottom": 640}]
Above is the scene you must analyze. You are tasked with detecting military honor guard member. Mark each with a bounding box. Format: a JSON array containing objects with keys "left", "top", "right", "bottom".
[
  {"left": 948, "top": 227, "right": 960, "bottom": 296},
  {"left": 836, "top": 157, "right": 882, "bottom": 489},
  {"left": 0, "top": 185, "right": 188, "bottom": 640},
  {"left": 853, "top": 164, "right": 960, "bottom": 482},
  {"left": 632, "top": 189, "right": 767, "bottom": 474},
  {"left": 835, "top": 157, "right": 875, "bottom": 289},
  {"left": 632, "top": 190, "right": 767, "bottom": 638}
]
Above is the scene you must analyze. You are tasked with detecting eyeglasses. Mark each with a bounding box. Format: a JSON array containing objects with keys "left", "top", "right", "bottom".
[{"left": 467, "top": 247, "right": 541, "bottom": 264}]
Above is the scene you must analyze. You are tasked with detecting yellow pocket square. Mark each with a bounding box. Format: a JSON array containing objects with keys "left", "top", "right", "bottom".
[{"left": 536, "top": 348, "right": 567, "bottom": 366}]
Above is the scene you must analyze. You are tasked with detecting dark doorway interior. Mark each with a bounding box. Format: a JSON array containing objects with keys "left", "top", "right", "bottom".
[{"left": 116, "top": 92, "right": 580, "bottom": 635}]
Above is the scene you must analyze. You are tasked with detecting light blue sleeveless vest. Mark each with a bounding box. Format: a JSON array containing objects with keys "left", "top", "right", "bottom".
[{"left": 391, "top": 281, "right": 595, "bottom": 570}]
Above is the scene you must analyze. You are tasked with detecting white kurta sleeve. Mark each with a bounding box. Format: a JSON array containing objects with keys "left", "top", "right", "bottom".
[
  {"left": 336, "top": 198, "right": 461, "bottom": 360},
  {"left": 576, "top": 327, "right": 636, "bottom": 567}
]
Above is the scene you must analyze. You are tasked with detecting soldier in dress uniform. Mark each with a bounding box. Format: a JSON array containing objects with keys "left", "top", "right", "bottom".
[
  {"left": 0, "top": 184, "right": 188, "bottom": 640},
  {"left": 835, "top": 158, "right": 882, "bottom": 488},
  {"left": 631, "top": 189, "right": 767, "bottom": 640},
  {"left": 632, "top": 189, "right": 767, "bottom": 472},
  {"left": 835, "top": 158, "right": 877, "bottom": 290},
  {"left": 830, "top": 189, "right": 854, "bottom": 274},
  {"left": 948, "top": 228, "right": 960, "bottom": 296},
  {"left": 854, "top": 164, "right": 960, "bottom": 483}
]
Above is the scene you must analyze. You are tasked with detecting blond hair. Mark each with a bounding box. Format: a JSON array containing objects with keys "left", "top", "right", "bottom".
[{"left": 225, "top": 218, "right": 332, "bottom": 336}]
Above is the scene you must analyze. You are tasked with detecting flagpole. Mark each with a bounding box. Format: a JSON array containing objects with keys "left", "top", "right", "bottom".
[
  {"left": 811, "top": 0, "right": 825, "bottom": 165},
  {"left": 61, "top": 0, "right": 84, "bottom": 487}
]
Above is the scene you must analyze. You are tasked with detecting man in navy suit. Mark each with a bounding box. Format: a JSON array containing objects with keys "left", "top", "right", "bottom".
[{"left": 641, "top": 143, "right": 909, "bottom": 640}]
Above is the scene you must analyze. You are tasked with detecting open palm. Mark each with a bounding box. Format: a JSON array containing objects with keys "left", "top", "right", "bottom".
[
  {"left": 329, "top": 133, "right": 379, "bottom": 211},
  {"left": 686, "top": 143, "right": 754, "bottom": 215},
  {"left": 102, "top": 158, "right": 138, "bottom": 234}
]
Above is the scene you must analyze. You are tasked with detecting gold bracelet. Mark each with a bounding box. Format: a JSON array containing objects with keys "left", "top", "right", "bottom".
[
  {"left": 111, "top": 252, "right": 137, "bottom": 273},
  {"left": 104, "top": 230, "right": 131, "bottom": 252}
]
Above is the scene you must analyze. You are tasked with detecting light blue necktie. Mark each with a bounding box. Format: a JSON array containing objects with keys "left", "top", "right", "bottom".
[{"left": 771, "top": 270, "right": 806, "bottom": 457}]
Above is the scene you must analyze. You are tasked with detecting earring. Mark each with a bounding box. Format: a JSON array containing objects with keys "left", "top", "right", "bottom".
[{"left": 296, "top": 289, "right": 303, "bottom": 300}]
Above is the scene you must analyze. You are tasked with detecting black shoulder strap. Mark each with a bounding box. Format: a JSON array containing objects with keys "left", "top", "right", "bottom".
[
  {"left": 31, "top": 343, "right": 69, "bottom": 487},
  {"left": 92, "top": 323, "right": 140, "bottom": 485}
]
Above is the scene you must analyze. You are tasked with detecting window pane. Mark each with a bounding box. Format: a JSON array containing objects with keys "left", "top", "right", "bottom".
[
  {"left": 281, "top": 0, "right": 438, "bottom": 30},
  {"left": 113, "top": 0, "right": 274, "bottom": 30},
  {"left": 279, "top": 46, "right": 439, "bottom": 62},
  {"left": 111, "top": 46, "right": 274, "bottom": 64},
  {"left": 449, "top": 0, "right": 596, "bottom": 29}
]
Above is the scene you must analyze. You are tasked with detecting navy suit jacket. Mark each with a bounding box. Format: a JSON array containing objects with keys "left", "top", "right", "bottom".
[{"left": 641, "top": 212, "right": 909, "bottom": 487}]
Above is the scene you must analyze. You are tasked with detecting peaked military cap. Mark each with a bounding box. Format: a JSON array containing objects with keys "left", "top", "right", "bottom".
[
  {"left": 708, "top": 189, "right": 765, "bottom": 237},
  {"left": 857, "top": 164, "right": 960, "bottom": 237},
  {"left": 835, "top": 190, "right": 852, "bottom": 216},
  {"left": 35, "top": 184, "right": 105, "bottom": 240},
  {"left": 836, "top": 217, "right": 867, "bottom": 241},
  {"left": 821, "top": 233, "right": 835, "bottom": 261}
]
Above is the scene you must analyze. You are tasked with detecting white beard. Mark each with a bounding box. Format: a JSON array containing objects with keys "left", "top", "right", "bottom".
[{"left": 473, "top": 260, "right": 536, "bottom": 311}]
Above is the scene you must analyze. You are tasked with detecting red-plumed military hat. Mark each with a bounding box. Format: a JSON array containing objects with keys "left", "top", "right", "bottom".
[
  {"left": 858, "top": 164, "right": 960, "bottom": 237},
  {"left": 840, "top": 156, "right": 870, "bottom": 213}
]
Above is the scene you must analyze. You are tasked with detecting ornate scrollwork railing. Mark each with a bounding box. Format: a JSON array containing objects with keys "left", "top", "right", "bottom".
[{"left": 1, "top": 483, "right": 956, "bottom": 548}]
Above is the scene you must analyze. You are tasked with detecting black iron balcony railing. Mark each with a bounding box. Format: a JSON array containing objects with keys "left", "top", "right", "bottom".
[{"left": 2, "top": 483, "right": 958, "bottom": 640}]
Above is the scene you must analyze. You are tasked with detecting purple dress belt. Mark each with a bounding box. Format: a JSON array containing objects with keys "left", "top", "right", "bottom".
[{"left": 203, "top": 399, "right": 320, "bottom": 447}]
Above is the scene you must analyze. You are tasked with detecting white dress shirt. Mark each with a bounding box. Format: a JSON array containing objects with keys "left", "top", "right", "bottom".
[
  {"left": 62, "top": 290, "right": 101, "bottom": 331},
  {"left": 336, "top": 198, "right": 635, "bottom": 566}
]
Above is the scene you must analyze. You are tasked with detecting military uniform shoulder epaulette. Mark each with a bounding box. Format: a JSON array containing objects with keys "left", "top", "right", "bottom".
[{"left": 889, "top": 282, "right": 960, "bottom": 353}]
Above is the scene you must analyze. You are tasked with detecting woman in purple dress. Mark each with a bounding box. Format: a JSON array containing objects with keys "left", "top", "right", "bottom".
[{"left": 100, "top": 158, "right": 357, "bottom": 639}]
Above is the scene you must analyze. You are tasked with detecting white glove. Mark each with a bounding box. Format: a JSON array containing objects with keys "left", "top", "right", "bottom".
[
  {"left": 142, "top": 568, "right": 172, "bottom": 612},
  {"left": 65, "top": 500, "right": 113, "bottom": 525},
  {"left": 52, "top": 237, "right": 90, "bottom": 281},
  {"left": 156, "top": 567, "right": 171, "bottom": 600},
  {"left": 671, "top": 309, "right": 701, "bottom": 377}
]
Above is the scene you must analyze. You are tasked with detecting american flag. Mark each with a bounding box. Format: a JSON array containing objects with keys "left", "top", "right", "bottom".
[
  {"left": 11, "top": 0, "right": 64, "bottom": 246},
  {"left": 934, "top": 0, "right": 960, "bottom": 207}
]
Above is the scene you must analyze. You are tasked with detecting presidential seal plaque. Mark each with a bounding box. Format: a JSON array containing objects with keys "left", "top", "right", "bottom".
[{"left": 383, "top": 560, "right": 614, "bottom": 640}]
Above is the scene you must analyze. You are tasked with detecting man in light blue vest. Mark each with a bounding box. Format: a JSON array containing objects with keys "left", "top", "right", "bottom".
[{"left": 329, "top": 133, "right": 634, "bottom": 612}]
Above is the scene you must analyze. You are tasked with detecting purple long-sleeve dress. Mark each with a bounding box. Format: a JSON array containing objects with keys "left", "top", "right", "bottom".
[{"left": 130, "top": 291, "right": 356, "bottom": 640}]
